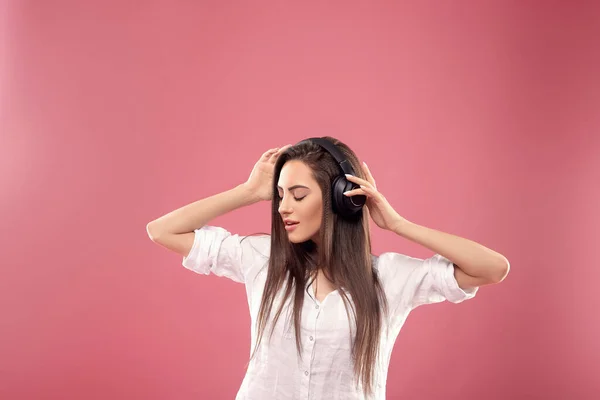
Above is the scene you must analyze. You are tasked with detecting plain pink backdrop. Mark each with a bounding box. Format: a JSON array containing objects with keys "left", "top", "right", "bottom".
[{"left": 1, "top": 1, "right": 599, "bottom": 399}]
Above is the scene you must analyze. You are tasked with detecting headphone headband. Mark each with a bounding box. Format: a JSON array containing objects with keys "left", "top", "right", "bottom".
[{"left": 297, "top": 137, "right": 355, "bottom": 176}]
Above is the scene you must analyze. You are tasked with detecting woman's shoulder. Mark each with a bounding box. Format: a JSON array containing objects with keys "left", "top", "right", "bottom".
[
  {"left": 195, "top": 225, "right": 271, "bottom": 260},
  {"left": 371, "top": 250, "right": 422, "bottom": 265},
  {"left": 239, "top": 231, "right": 271, "bottom": 259},
  {"left": 370, "top": 251, "right": 423, "bottom": 274}
]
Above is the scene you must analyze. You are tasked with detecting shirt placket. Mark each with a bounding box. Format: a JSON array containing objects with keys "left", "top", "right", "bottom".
[{"left": 301, "top": 282, "right": 322, "bottom": 399}]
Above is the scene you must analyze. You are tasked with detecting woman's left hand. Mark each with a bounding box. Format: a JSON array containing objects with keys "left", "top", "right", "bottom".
[{"left": 343, "top": 162, "right": 408, "bottom": 232}]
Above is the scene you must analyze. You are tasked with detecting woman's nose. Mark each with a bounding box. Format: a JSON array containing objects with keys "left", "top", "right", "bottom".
[{"left": 278, "top": 198, "right": 293, "bottom": 214}]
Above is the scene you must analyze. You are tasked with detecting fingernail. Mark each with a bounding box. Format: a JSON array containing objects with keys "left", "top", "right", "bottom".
[{"left": 345, "top": 174, "right": 354, "bottom": 178}]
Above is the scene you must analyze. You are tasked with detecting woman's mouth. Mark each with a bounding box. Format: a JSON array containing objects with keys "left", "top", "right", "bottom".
[{"left": 285, "top": 222, "right": 299, "bottom": 232}]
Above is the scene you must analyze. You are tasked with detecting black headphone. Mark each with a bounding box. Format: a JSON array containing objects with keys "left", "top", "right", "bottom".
[{"left": 296, "top": 137, "right": 366, "bottom": 217}]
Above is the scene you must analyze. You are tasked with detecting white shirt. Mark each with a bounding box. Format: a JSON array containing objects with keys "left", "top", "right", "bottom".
[{"left": 182, "top": 226, "right": 478, "bottom": 399}]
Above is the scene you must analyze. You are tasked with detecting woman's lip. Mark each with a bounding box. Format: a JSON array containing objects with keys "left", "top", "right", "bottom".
[{"left": 285, "top": 222, "right": 299, "bottom": 231}]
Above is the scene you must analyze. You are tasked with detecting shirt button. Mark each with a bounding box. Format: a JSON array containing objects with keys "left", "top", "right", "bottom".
[
  {"left": 309, "top": 336, "right": 314, "bottom": 341},
  {"left": 304, "top": 371, "right": 309, "bottom": 376},
  {"left": 315, "top": 305, "right": 319, "bottom": 309}
]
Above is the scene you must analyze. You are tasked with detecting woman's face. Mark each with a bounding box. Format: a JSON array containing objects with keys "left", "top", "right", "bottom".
[{"left": 277, "top": 160, "right": 323, "bottom": 244}]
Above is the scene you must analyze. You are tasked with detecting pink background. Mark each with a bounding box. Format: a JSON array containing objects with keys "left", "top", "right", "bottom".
[{"left": 2, "top": 1, "right": 599, "bottom": 399}]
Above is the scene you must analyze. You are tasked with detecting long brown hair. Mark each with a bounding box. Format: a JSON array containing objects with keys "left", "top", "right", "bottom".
[{"left": 246, "top": 136, "right": 389, "bottom": 397}]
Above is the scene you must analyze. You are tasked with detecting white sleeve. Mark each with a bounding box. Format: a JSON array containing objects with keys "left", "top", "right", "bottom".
[
  {"left": 375, "top": 252, "right": 478, "bottom": 314},
  {"left": 182, "top": 225, "right": 270, "bottom": 284}
]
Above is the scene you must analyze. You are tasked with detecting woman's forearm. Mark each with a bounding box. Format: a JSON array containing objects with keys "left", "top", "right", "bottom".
[
  {"left": 146, "top": 183, "right": 260, "bottom": 239},
  {"left": 392, "top": 220, "right": 510, "bottom": 283}
]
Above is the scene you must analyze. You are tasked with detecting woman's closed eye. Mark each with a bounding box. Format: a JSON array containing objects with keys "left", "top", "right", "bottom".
[{"left": 278, "top": 194, "right": 306, "bottom": 201}]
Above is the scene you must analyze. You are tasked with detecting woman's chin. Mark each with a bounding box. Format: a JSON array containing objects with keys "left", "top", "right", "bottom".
[
  {"left": 286, "top": 231, "right": 319, "bottom": 246},
  {"left": 287, "top": 234, "right": 303, "bottom": 243},
  {"left": 286, "top": 230, "right": 306, "bottom": 243}
]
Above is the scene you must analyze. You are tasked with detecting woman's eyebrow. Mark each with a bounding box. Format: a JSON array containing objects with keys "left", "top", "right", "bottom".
[{"left": 277, "top": 185, "right": 310, "bottom": 190}]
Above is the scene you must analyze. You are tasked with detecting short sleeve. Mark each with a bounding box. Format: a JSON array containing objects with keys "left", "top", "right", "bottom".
[
  {"left": 374, "top": 252, "right": 478, "bottom": 314},
  {"left": 182, "top": 225, "right": 270, "bottom": 284}
]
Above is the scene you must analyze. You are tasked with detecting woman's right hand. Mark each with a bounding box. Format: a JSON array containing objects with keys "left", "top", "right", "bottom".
[{"left": 244, "top": 144, "right": 292, "bottom": 201}]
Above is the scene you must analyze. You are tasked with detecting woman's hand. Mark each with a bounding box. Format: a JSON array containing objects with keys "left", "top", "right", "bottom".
[
  {"left": 343, "top": 162, "right": 408, "bottom": 232},
  {"left": 244, "top": 144, "right": 292, "bottom": 201}
]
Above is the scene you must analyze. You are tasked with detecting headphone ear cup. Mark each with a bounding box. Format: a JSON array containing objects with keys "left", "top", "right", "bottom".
[{"left": 331, "top": 175, "right": 366, "bottom": 217}]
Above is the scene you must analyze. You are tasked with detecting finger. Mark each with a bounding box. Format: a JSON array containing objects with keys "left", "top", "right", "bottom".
[
  {"left": 344, "top": 185, "right": 378, "bottom": 197},
  {"left": 261, "top": 148, "right": 280, "bottom": 161},
  {"left": 277, "top": 144, "right": 293, "bottom": 154},
  {"left": 343, "top": 187, "right": 368, "bottom": 197},
  {"left": 362, "top": 162, "right": 376, "bottom": 187},
  {"left": 345, "top": 184, "right": 384, "bottom": 203},
  {"left": 345, "top": 174, "right": 373, "bottom": 189},
  {"left": 268, "top": 144, "right": 292, "bottom": 163},
  {"left": 360, "top": 184, "right": 385, "bottom": 202}
]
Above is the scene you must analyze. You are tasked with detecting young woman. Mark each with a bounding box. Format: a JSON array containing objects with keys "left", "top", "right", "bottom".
[{"left": 147, "top": 136, "right": 510, "bottom": 399}]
